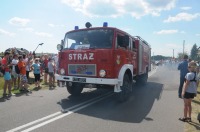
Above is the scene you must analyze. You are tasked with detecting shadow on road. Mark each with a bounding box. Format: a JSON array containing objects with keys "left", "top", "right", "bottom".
[
  {"left": 58, "top": 81, "right": 163, "bottom": 123},
  {"left": 0, "top": 97, "right": 6, "bottom": 102}
]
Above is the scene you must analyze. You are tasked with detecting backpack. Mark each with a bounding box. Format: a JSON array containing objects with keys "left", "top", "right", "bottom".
[
  {"left": 15, "top": 65, "right": 20, "bottom": 74},
  {"left": 190, "top": 72, "right": 197, "bottom": 82}
]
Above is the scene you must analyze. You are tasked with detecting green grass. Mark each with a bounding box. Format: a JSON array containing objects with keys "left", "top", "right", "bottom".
[
  {"left": 0, "top": 76, "right": 49, "bottom": 97},
  {"left": 0, "top": 76, "right": 4, "bottom": 95},
  {"left": 185, "top": 87, "right": 200, "bottom": 132}
]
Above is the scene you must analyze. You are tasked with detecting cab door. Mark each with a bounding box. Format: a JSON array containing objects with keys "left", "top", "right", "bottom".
[{"left": 114, "top": 32, "right": 130, "bottom": 76}]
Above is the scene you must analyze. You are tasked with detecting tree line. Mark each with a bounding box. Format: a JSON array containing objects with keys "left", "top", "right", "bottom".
[{"left": 152, "top": 44, "right": 199, "bottom": 61}]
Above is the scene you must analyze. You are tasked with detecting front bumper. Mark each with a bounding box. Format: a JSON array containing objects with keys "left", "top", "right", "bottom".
[{"left": 55, "top": 74, "right": 120, "bottom": 85}]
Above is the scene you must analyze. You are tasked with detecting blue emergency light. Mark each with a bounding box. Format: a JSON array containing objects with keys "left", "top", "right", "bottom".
[
  {"left": 75, "top": 26, "right": 79, "bottom": 30},
  {"left": 103, "top": 22, "right": 108, "bottom": 27}
]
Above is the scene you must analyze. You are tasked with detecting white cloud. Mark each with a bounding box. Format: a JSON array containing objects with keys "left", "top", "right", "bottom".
[
  {"left": 19, "top": 27, "right": 34, "bottom": 32},
  {"left": 61, "top": 0, "right": 81, "bottom": 8},
  {"left": 154, "top": 30, "right": 178, "bottom": 35},
  {"left": 48, "top": 24, "right": 56, "bottom": 27},
  {"left": 9, "top": 17, "right": 30, "bottom": 26},
  {"left": 35, "top": 32, "right": 53, "bottom": 37},
  {"left": 164, "top": 12, "right": 200, "bottom": 23},
  {"left": 48, "top": 24, "right": 66, "bottom": 28},
  {"left": 180, "top": 6, "right": 192, "bottom": 10},
  {"left": 61, "top": 0, "right": 176, "bottom": 18},
  {"left": 0, "top": 28, "right": 15, "bottom": 36}
]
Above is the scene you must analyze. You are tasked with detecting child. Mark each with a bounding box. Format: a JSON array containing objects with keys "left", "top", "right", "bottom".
[
  {"left": 179, "top": 61, "right": 199, "bottom": 122},
  {"left": 1, "top": 52, "right": 12, "bottom": 98},
  {"left": 31, "top": 58, "right": 41, "bottom": 88},
  {"left": 18, "top": 55, "right": 29, "bottom": 92},
  {"left": 11, "top": 54, "right": 20, "bottom": 89}
]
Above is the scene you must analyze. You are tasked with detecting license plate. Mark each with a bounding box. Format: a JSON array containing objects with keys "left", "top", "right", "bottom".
[{"left": 73, "top": 77, "right": 86, "bottom": 82}]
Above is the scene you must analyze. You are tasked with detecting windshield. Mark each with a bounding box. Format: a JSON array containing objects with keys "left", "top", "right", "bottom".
[{"left": 63, "top": 29, "right": 113, "bottom": 49}]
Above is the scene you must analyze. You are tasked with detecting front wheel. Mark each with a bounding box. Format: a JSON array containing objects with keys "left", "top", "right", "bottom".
[
  {"left": 66, "top": 82, "right": 84, "bottom": 96},
  {"left": 116, "top": 74, "right": 133, "bottom": 102}
]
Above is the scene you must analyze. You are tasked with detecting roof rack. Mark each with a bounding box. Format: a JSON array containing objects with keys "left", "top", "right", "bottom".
[{"left": 134, "top": 36, "right": 149, "bottom": 46}]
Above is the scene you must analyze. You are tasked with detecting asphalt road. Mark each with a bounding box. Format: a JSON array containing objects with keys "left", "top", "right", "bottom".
[{"left": 0, "top": 63, "right": 184, "bottom": 132}]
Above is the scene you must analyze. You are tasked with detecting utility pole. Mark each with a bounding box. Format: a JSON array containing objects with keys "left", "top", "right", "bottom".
[{"left": 173, "top": 49, "right": 174, "bottom": 59}]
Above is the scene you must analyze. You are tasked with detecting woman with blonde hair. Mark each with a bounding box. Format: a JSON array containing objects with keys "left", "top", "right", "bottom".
[{"left": 179, "top": 61, "right": 199, "bottom": 122}]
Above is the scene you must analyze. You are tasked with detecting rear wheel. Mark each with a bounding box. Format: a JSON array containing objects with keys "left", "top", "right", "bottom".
[
  {"left": 116, "top": 74, "right": 133, "bottom": 102},
  {"left": 66, "top": 82, "right": 84, "bottom": 96},
  {"left": 136, "top": 72, "right": 148, "bottom": 85}
]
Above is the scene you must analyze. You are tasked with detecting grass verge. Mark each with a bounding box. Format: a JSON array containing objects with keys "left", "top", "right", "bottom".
[
  {"left": 185, "top": 87, "right": 200, "bottom": 132},
  {"left": 0, "top": 76, "right": 49, "bottom": 97}
]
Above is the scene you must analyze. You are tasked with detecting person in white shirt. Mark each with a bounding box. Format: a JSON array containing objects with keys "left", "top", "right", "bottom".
[
  {"left": 11, "top": 54, "right": 20, "bottom": 89},
  {"left": 53, "top": 54, "right": 58, "bottom": 73},
  {"left": 179, "top": 61, "right": 199, "bottom": 122},
  {"left": 23, "top": 54, "right": 32, "bottom": 83}
]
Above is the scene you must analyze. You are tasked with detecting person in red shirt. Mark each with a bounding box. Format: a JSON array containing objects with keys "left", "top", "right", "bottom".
[
  {"left": 1, "top": 51, "right": 12, "bottom": 98},
  {"left": 18, "top": 55, "right": 29, "bottom": 92}
]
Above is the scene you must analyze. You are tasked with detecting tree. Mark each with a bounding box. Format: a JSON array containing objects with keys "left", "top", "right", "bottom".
[
  {"left": 177, "top": 52, "right": 188, "bottom": 60},
  {"left": 190, "top": 44, "right": 198, "bottom": 61},
  {"left": 151, "top": 55, "right": 171, "bottom": 61}
]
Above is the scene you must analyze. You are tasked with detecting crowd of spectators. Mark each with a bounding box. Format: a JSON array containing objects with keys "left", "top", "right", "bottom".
[{"left": 0, "top": 48, "right": 58, "bottom": 99}]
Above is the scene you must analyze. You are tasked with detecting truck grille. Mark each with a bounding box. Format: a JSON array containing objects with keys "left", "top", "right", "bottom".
[{"left": 68, "top": 64, "right": 96, "bottom": 76}]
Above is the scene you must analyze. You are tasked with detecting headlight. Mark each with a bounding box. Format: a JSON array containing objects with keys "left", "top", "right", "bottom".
[
  {"left": 60, "top": 68, "right": 65, "bottom": 75},
  {"left": 99, "top": 69, "right": 106, "bottom": 77}
]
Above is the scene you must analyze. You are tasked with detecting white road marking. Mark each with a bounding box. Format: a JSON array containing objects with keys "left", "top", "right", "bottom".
[
  {"left": 6, "top": 92, "right": 113, "bottom": 132},
  {"left": 6, "top": 112, "right": 61, "bottom": 132},
  {"left": 7, "top": 69, "right": 157, "bottom": 132},
  {"left": 21, "top": 93, "right": 113, "bottom": 132}
]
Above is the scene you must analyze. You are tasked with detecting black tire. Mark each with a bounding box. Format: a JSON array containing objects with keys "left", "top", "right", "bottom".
[
  {"left": 66, "top": 82, "right": 84, "bottom": 96},
  {"left": 136, "top": 73, "right": 148, "bottom": 85},
  {"left": 116, "top": 74, "right": 133, "bottom": 102}
]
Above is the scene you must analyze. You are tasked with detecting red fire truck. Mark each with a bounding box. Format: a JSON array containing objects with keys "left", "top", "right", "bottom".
[{"left": 56, "top": 22, "right": 151, "bottom": 101}]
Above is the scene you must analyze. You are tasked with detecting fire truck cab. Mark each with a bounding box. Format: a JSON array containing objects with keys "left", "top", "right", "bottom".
[{"left": 56, "top": 22, "right": 151, "bottom": 101}]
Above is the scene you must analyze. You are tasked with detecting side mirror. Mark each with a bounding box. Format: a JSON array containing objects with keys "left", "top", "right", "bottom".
[
  {"left": 123, "top": 35, "right": 129, "bottom": 47},
  {"left": 57, "top": 44, "right": 63, "bottom": 51}
]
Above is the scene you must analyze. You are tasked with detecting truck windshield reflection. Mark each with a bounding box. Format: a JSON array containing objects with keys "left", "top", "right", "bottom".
[{"left": 64, "top": 29, "right": 113, "bottom": 49}]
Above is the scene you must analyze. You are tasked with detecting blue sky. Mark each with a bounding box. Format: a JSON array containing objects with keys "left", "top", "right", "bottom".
[{"left": 0, "top": 0, "right": 200, "bottom": 57}]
